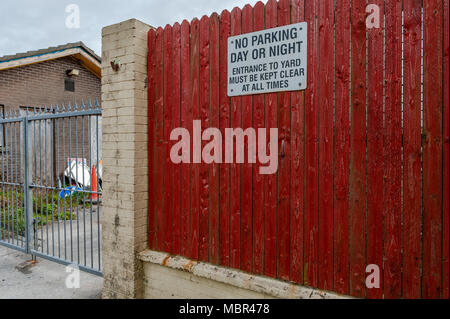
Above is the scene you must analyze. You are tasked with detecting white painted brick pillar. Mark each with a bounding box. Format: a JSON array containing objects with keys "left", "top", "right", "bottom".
[{"left": 101, "top": 19, "right": 151, "bottom": 299}]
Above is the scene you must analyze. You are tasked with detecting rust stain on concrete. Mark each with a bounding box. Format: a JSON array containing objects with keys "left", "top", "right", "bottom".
[
  {"left": 183, "top": 261, "right": 196, "bottom": 272},
  {"left": 161, "top": 256, "right": 171, "bottom": 266}
]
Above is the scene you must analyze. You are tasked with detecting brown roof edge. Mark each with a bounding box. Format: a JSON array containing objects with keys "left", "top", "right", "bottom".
[{"left": 0, "top": 42, "right": 101, "bottom": 63}]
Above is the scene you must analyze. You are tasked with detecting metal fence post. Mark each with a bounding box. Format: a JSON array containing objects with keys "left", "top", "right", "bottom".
[{"left": 22, "top": 117, "right": 33, "bottom": 255}]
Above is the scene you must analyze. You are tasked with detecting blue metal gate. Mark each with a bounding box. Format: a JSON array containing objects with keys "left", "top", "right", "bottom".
[{"left": 0, "top": 102, "right": 102, "bottom": 276}]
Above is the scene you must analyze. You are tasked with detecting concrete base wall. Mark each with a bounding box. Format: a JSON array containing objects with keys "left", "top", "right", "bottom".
[
  {"left": 139, "top": 250, "right": 349, "bottom": 299},
  {"left": 143, "top": 263, "right": 274, "bottom": 299}
]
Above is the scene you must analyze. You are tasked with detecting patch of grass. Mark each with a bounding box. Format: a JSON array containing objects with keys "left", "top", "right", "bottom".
[
  {"left": 0, "top": 188, "right": 93, "bottom": 237},
  {"left": 0, "top": 207, "right": 73, "bottom": 237}
]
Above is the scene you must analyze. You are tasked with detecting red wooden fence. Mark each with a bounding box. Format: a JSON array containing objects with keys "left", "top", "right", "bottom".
[{"left": 147, "top": 0, "right": 449, "bottom": 299}]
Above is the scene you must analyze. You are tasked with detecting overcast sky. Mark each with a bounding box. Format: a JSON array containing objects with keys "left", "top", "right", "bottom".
[{"left": 0, "top": 0, "right": 262, "bottom": 58}]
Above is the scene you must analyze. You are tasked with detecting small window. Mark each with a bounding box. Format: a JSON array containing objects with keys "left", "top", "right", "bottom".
[{"left": 65, "top": 78, "right": 75, "bottom": 92}]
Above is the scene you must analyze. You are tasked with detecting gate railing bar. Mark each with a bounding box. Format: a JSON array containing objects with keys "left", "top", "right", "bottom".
[
  {"left": 0, "top": 118, "right": 22, "bottom": 124},
  {"left": 32, "top": 109, "right": 38, "bottom": 254},
  {"left": 28, "top": 184, "right": 102, "bottom": 194},
  {"left": 62, "top": 109, "right": 68, "bottom": 261},
  {"left": 42, "top": 110, "right": 48, "bottom": 255},
  {"left": 48, "top": 109, "right": 55, "bottom": 257},
  {"left": 0, "top": 240, "right": 26, "bottom": 252},
  {"left": 88, "top": 110, "right": 94, "bottom": 268},
  {"left": 4, "top": 120, "right": 8, "bottom": 244},
  {"left": 23, "top": 116, "right": 32, "bottom": 254},
  {"left": 17, "top": 120, "right": 23, "bottom": 248},
  {"left": 13, "top": 118, "right": 19, "bottom": 246},
  {"left": 81, "top": 112, "right": 86, "bottom": 266},
  {"left": 7, "top": 119, "right": 11, "bottom": 245},
  {"left": 55, "top": 107, "right": 61, "bottom": 259},
  {"left": 95, "top": 105, "right": 101, "bottom": 270},
  {"left": 0, "top": 181, "right": 23, "bottom": 187},
  {"left": 75, "top": 108, "right": 80, "bottom": 265},
  {"left": 6, "top": 118, "right": 11, "bottom": 244},
  {"left": 12, "top": 119, "right": 16, "bottom": 246},
  {"left": 0, "top": 120, "right": 6, "bottom": 242},
  {"left": 0, "top": 109, "right": 102, "bottom": 124},
  {"left": 38, "top": 108, "right": 43, "bottom": 254},
  {"left": 68, "top": 105, "right": 73, "bottom": 263},
  {"left": 33, "top": 108, "right": 38, "bottom": 253},
  {"left": 30, "top": 250, "right": 102, "bottom": 277},
  {"left": 1, "top": 121, "right": 6, "bottom": 246},
  {"left": 1, "top": 121, "right": 4, "bottom": 243}
]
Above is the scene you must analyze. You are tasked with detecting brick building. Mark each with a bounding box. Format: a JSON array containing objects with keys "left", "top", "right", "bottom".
[
  {"left": 0, "top": 42, "right": 101, "bottom": 183},
  {"left": 0, "top": 42, "right": 100, "bottom": 112}
]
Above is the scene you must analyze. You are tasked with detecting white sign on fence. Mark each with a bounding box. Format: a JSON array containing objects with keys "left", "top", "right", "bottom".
[{"left": 227, "top": 22, "right": 307, "bottom": 97}]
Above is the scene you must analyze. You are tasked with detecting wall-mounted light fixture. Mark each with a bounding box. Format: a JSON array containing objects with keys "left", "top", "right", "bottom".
[{"left": 66, "top": 69, "right": 80, "bottom": 77}]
